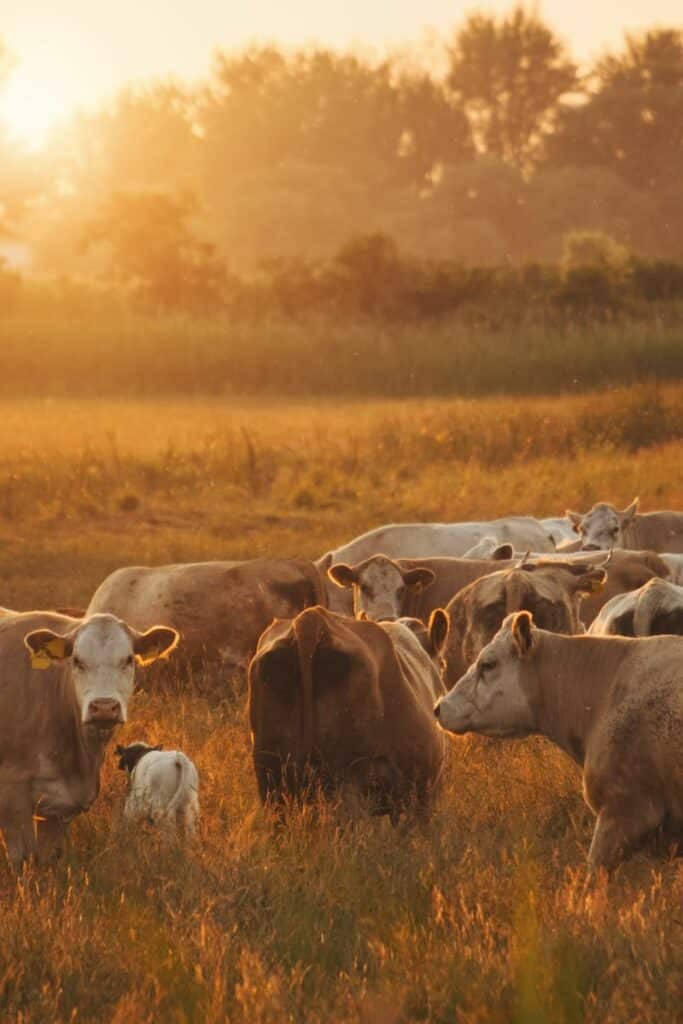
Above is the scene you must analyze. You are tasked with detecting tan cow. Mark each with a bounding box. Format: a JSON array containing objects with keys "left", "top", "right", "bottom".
[
  {"left": 0, "top": 611, "right": 178, "bottom": 867},
  {"left": 328, "top": 550, "right": 664, "bottom": 628},
  {"left": 434, "top": 612, "right": 683, "bottom": 870},
  {"left": 589, "top": 577, "right": 683, "bottom": 637},
  {"left": 428, "top": 561, "right": 606, "bottom": 687},
  {"left": 248, "top": 607, "right": 447, "bottom": 818},
  {"left": 567, "top": 498, "right": 683, "bottom": 552},
  {"left": 86, "top": 559, "right": 326, "bottom": 687}
]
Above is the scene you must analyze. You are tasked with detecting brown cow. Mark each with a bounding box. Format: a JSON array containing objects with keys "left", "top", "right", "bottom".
[
  {"left": 428, "top": 561, "right": 606, "bottom": 688},
  {"left": 567, "top": 498, "right": 683, "bottom": 552},
  {"left": 86, "top": 559, "right": 326, "bottom": 687},
  {"left": 589, "top": 577, "right": 683, "bottom": 637},
  {"left": 434, "top": 612, "right": 683, "bottom": 870},
  {"left": 248, "top": 607, "right": 447, "bottom": 818},
  {"left": 0, "top": 611, "right": 178, "bottom": 867},
  {"left": 328, "top": 550, "right": 669, "bottom": 629}
]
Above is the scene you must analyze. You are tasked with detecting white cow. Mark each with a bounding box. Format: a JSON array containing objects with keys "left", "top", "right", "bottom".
[
  {"left": 116, "top": 742, "right": 199, "bottom": 836},
  {"left": 589, "top": 577, "right": 683, "bottom": 637},
  {"left": 319, "top": 517, "right": 556, "bottom": 568}
]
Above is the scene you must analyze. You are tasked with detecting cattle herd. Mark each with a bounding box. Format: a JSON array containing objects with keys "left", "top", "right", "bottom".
[{"left": 1, "top": 497, "right": 682, "bottom": 874}]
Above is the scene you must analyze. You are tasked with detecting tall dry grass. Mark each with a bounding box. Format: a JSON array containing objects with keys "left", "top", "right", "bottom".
[
  {"left": 0, "top": 389, "right": 681, "bottom": 1022},
  {"left": 1, "top": 310, "right": 683, "bottom": 397}
]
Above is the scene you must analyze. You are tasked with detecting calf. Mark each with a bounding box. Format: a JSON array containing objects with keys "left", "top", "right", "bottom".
[{"left": 117, "top": 742, "right": 199, "bottom": 836}]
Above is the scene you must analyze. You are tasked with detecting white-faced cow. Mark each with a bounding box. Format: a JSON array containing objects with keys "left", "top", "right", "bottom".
[
  {"left": 248, "top": 607, "right": 446, "bottom": 819},
  {"left": 434, "top": 612, "right": 683, "bottom": 870},
  {"left": 0, "top": 611, "right": 178, "bottom": 867},
  {"left": 86, "top": 558, "right": 326, "bottom": 688},
  {"left": 567, "top": 499, "right": 683, "bottom": 552}
]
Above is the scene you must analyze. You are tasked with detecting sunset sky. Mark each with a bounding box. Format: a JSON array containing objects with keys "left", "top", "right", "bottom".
[{"left": 2, "top": 1, "right": 682, "bottom": 147}]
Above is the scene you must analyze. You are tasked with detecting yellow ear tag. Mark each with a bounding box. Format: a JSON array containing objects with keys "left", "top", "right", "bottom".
[
  {"left": 29, "top": 636, "right": 68, "bottom": 669},
  {"left": 30, "top": 649, "right": 53, "bottom": 670}
]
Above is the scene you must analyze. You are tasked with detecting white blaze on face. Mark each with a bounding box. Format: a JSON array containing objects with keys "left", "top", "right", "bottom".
[
  {"left": 71, "top": 616, "right": 137, "bottom": 725},
  {"left": 353, "top": 559, "right": 409, "bottom": 621},
  {"left": 434, "top": 616, "right": 536, "bottom": 737},
  {"left": 577, "top": 505, "right": 622, "bottom": 550}
]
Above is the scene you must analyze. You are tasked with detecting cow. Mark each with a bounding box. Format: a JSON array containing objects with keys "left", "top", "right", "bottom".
[
  {"left": 566, "top": 498, "right": 683, "bottom": 552},
  {"left": 248, "top": 607, "right": 447, "bottom": 819},
  {"left": 660, "top": 554, "right": 683, "bottom": 585},
  {"left": 589, "top": 577, "right": 683, "bottom": 637},
  {"left": 327, "top": 549, "right": 665, "bottom": 629},
  {"left": 434, "top": 611, "right": 683, "bottom": 870},
  {"left": 86, "top": 558, "right": 326, "bottom": 688},
  {"left": 428, "top": 561, "right": 606, "bottom": 688},
  {"left": 116, "top": 742, "right": 199, "bottom": 836},
  {"left": 318, "top": 516, "right": 557, "bottom": 568},
  {"left": 461, "top": 538, "right": 514, "bottom": 560},
  {"left": 0, "top": 611, "right": 178, "bottom": 868}
]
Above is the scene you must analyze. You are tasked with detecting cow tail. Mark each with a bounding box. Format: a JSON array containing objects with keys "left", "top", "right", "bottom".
[
  {"left": 293, "top": 608, "right": 324, "bottom": 764},
  {"left": 166, "top": 755, "right": 194, "bottom": 821}
]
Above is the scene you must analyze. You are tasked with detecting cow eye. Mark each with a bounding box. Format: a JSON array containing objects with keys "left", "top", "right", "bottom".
[
  {"left": 73, "top": 657, "right": 84, "bottom": 671},
  {"left": 480, "top": 659, "right": 497, "bottom": 673},
  {"left": 125, "top": 655, "right": 134, "bottom": 666}
]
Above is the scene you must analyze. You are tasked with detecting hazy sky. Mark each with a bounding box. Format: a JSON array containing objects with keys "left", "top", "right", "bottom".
[{"left": 3, "top": 1, "right": 682, "bottom": 145}]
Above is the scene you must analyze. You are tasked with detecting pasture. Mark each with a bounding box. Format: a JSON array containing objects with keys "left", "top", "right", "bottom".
[{"left": 0, "top": 389, "right": 681, "bottom": 1023}]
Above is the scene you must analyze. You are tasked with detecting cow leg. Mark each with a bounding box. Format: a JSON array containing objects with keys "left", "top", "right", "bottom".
[
  {"left": 587, "top": 802, "right": 663, "bottom": 873},
  {"left": 36, "top": 817, "right": 68, "bottom": 864},
  {"left": 0, "top": 785, "right": 37, "bottom": 868}
]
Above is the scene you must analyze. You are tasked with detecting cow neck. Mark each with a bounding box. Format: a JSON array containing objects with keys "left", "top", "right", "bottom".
[
  {"left": 54, "top": 667, "right": 110, "bottom": 779},
  {"left": 531, "top": 632, "right": 629, "bottom": 766},
  {"left": 621, "top": 517, "right": 641, "bottom": 549}
]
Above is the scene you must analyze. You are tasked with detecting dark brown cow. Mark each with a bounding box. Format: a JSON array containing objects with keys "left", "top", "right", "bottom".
[
  {"left": 248, "top": 607, "right": 447, "bottom": 818},
  {"left": 0, "top": 611, "right": 178, "bottom": 867}
]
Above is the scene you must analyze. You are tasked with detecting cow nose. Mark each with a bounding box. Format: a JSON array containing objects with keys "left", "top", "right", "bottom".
[
  {"left": 86, "top": 698, "right": 122, "bottom": 725},
  {"left": 433, "top": 702, "right": 441, "bottom": 719}
]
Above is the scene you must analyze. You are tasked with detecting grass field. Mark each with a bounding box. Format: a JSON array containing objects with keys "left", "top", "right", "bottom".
[{"left": 0, "top": 388, "right": 681, "bottom": 1022}]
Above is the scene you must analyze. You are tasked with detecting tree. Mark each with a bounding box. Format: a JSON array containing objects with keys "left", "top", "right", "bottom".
[
  {"left": 0, "top": 39, "right": 45, "bottom": 238},
  {"left": 84, "top": 191, "right": 228, "bottom": 311},
  {"left": 447, "top": 7, "right": 577, "bottom": 169},
  {"left": 549, "top": 29, "right": 683, "bottom": 194}
]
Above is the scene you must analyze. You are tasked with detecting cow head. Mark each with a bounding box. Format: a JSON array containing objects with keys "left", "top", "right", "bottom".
[
  {"left": 566, "top": 499, "right": 639, "bottom": 550},
  {"left": 434, "top": 611, "right": 538, "bottom": 737},
  {"left": 429, "top": 561, "right": 605, "bottom": 690},
  {"left": 328, "top": 555, "right": 435, "bottom": 621},
  {"left": 24, "top": 614, "right": 179, "bottom": 729},
  {"left": 116, "top": 741, "right": 163, "bottom": 773}
]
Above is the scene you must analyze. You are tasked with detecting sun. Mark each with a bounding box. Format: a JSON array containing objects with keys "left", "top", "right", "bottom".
[{"left": 0, "top": 70, "right": 71, "bottom": 149}]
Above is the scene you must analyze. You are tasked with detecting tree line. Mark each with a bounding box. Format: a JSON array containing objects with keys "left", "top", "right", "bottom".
[{"left": 1, "top": 8, "right": 683, "bottom": 300}]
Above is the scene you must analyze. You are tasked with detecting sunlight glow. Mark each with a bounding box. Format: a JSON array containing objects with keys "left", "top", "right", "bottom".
[{"left": 0, "top": 71, "right": 70, "bottom": 149}]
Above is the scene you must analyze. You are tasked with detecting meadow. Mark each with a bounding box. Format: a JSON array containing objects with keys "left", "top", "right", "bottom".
[{"left": 0, "top": 387, "right": 681, "bottom": 1022}]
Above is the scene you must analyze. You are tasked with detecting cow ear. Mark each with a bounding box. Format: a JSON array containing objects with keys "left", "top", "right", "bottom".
[
  {"left": 566, "top": 511, "right": 583, "bottom": 532},
  {"left": 132, "top": 626, "right": 179, "bottom": 666},
  {"left": 491, "top": 543, "right": 514, "bottom": 561},
  {"left": 511, "top": 611, "right": 534, "bottom": 657},
  {"left": 24, "top": 629, "right": 74, "bottom": 669},
  {"left": 572, "top": 568, "right": 608, "bottom": 595},
  {"left": 621, "top": 497, "right": 639, "bottom": 521},
  {"left": 327, "top": 563, "right": 357, "bottom": 589},
  {"left": 428, "top": 608, "right": 449, "bottom": 655},
  {"left": 402, "top": 567, "right": 436, "bottom": 591}
]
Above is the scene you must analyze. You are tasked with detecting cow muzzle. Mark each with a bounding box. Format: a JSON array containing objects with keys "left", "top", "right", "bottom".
[{"left": 86, "top": 698, "right": 123, "bottom": 727}]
